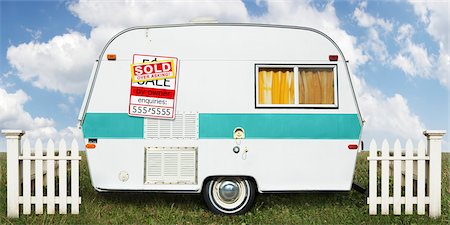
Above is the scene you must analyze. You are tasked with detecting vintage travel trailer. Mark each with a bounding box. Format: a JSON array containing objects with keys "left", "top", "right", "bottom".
[{"left": 78, "top": 23, "right": 363, "bottom": 215}]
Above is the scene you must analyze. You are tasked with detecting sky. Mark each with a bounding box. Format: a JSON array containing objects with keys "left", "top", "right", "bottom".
[{"left": 0, "top": 0, "right": 449, "bottom": 150}]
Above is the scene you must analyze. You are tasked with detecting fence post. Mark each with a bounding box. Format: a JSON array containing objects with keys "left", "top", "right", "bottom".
[
  {"left": 2, "top": 130, "right": 25, "bottom": 218},
  {"left": 423, "top": 130, "right": 446, "bottom": 218}
]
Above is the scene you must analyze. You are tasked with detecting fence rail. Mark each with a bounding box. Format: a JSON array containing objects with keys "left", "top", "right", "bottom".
[
  {"left": 2, "top": 130, "right": 81, "bottom": 218},
  {"left": 367, "top": 130, "right": 446, "bottom": 218}
]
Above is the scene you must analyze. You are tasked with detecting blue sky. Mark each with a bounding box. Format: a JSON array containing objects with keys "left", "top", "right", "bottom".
[{"left": 0, "top": 0, "right": 449, "bottom": 150}]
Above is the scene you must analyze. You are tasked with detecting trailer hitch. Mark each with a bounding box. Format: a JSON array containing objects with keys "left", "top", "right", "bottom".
[{"left": 352, "top": 183, "right": 367, "bottom": 196}]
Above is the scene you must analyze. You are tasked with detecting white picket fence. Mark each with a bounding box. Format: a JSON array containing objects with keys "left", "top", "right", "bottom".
[
  {"left": 367, "top": 130, "right": 446, "bottom": 218},
  {"left": 2, "top": 130, "right": 82, "bottom": 218}
]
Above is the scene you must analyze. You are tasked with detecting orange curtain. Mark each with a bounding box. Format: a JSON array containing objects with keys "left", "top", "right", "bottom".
[
  {"left": 299, "top": 68, "right": 334, "bottom": 104},
  {"left": 258, "top": 68, "right": 294, "bottom": 104}
]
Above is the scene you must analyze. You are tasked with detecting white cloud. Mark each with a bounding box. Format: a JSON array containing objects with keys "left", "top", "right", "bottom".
[
  {"left": 2, "top": 71, "right": 12, "bottom": 78},
  {"left": 353, "top": 2, "right": 446, "bottom": 87},
  {"left": 0, "top": 88, "right": 56, "bottom": 139},
  {"left": 356, "top": 77, "right": 425, "bottom": 142},
  {"left": 58, "top": 96, "right": 79, "bottom": 114},
  {"left": 349, "top": 70, "right": 425, "bottom": 142},
  {"left": 353, "top": 1, "right": 393, "bottom": 32},
  {"left": 25, "top": 28, "right": 42, "bottom": 41},
  {"left": 403, "top": 42, "right": 433, "bottom": 75},
  {"left": 253, "top": 0, "right": 368, "bottom": 70},
  {"left": 0, "top": 87, "right": 83, "bottom": 151},
  {"left": 68, "top": 96, "right": 76, "bottom": 104},
  {"left": 0, "top": 71, "right": 15, "bottom": 88},
  {"left": 396, "top": 24, "right": 415, "bottom": 43},
  {"left": 0, "top": 88, "right": 51, "bottom": 129},
  {"left": 352, "top": 1, "right": 391, "bottom": 63},
  {"left": 68, "top": 0, "right": 249, "bottom": 28},
  {"left": 436, "top": 48, "right": 449, "bottom": 86},
  {"left": 57, "top": 125, "right": 83, "bottom": 142},
  {"left": 58, "top": 103, "right": 70, "bottom": 113},
  {"left": 392, "top": 24, "right": 434, "bottom": 79},
  {"left": 408, "top": 0, "right": 449, "bottom": 87},
  {"left": 366, "top": 27, "right": 389, "bottom": 62},
  {"left": 6, "top": 31, "right": 96, "bottom": 94},
  {"left": 392, "top": 53, "right": 414, "bottom": 75}
]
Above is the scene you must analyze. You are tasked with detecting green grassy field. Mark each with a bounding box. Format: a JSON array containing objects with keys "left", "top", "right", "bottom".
[{"left": 1, "top": 152, "right": 449, "bottom": 224}]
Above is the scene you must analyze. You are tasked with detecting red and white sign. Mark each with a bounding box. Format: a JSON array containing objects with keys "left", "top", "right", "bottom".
[
  {"left": 130, "top": 60, "right": 175, "bottom": 82},
  {"left": 128, "top": 54, "right": 179, "bottom": 119}
]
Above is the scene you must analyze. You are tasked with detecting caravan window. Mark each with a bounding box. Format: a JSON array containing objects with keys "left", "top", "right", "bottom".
[{"left": 256, "top": 65, "right": 337, "bottom": 108}]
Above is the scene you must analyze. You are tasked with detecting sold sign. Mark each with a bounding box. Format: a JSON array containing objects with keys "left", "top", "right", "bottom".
[
  {"left": 130, "top": 60, "right": 175, "bottom": 82},
  {"left": 128, "top": 54, "right": 179, "bottom": 120}
]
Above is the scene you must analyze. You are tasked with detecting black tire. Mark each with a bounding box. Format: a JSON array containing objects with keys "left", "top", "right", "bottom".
[{"left": 202, "top": 177, "right": 256, "bottom": 215}]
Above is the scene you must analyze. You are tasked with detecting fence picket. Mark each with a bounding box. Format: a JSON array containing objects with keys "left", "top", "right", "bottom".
[
  {"left": 22, "top": 140, "right": 31, "bottom": 214},
  {"left": 393, "top": 139, "right": 401, "bottom": 215},
  {"left": 404, "top": 139, "right": 414, "bottom": 214},
  {"left": 368, "top": 139, "right": 377, "bottom": 215},
  {"left": 35, "top": 139, "right": 44, "bottom": 214},
  {"left": 417, "top": 140, "right": 426, "bottom": 215},
  {"left": 71, "top": 139, "right": 80, "bottom": 214},
  {"left": 381, "top": 139, "right": 390, "bottom": 214},
  {"left": 59, "top": 139, "right": 67, "bottom": 214},
  {"left": 47, "top": 139, "right": 56, "bottom": 214}
]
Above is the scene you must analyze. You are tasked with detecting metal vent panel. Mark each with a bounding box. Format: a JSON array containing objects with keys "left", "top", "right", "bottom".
[
  {"left": 144, "top": 112, "right": 198, "bottom": 139},
  {"left": 145, "top": 147, "right": 197, "bottom": 185}
]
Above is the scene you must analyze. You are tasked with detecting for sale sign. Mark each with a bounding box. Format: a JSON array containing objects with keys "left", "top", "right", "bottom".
[{"left": 128, "top": 54, "right": 178, "bottom": 119}]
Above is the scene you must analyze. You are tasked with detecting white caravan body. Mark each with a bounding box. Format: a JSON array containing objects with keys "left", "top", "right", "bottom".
[{"left": 79, "top": 24, "right": 363, "bottom": 193}]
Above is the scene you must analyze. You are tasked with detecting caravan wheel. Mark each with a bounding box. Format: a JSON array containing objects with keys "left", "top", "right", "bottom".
[{"left": 203, "top": 177, "right": 256, "bottom": 215}]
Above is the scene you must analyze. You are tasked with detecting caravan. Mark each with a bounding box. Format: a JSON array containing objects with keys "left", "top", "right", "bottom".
[{"left": 78, "top": 23, "right": 363, "bottom": 214}]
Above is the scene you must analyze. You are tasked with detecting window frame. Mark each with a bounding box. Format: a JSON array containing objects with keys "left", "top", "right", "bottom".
[{"left": 255, "top": 64, "right": 339, "bottom": 109}]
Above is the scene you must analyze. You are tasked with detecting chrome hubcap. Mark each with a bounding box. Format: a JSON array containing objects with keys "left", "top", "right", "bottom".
[{"left": 218, "top": 180, "right": 240, "bottom": 203}]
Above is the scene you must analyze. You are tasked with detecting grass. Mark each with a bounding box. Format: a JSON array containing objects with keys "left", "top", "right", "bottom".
[{"left": 0, "top": 152, "right": 449, "bottom": 224}]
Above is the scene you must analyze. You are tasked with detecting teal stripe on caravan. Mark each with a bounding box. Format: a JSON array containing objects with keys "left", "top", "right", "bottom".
[
  {"left": 82, "top": 113, "right": 361, "bottom": 139},
  {"left": 82, "top": 113, "right": 144, "bottom": 138},
  {"left": 199, "top": 114, "right": 361, "bottom": 139}
]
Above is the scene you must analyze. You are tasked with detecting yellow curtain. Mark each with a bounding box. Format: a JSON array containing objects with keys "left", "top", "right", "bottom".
[
  {"left": 299, "top": 68, "right": 334, "bottom": 104},
  {"left": 258, "top": 68, "right": 294, "bottom": 104}
]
